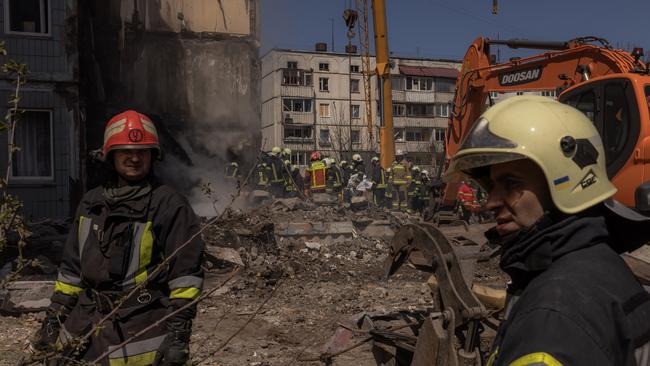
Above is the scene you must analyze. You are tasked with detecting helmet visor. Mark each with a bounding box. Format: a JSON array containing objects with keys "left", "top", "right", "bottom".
[
  {"left": 444, "top": 152, "right": 527, "bottom": 184},
  {"left": 459, "top": 117, "right": 518, "bottom": 150}
]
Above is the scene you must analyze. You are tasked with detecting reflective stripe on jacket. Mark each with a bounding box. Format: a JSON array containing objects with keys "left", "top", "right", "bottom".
[
  {"left": 309, "top": 161, "right": 327, "bottom": 190},
  {"left": 52, "top": 183, "right": 204, "bottom": 365}
]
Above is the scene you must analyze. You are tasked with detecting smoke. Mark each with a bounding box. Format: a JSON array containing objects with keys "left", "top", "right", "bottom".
[{"left": 157, "top": 127, "right": 259, "bottom": 217}]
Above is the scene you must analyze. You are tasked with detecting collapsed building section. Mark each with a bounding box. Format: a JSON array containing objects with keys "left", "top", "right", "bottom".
[{"left": 79, "top": 0, "right": 261, "bottom": 203}]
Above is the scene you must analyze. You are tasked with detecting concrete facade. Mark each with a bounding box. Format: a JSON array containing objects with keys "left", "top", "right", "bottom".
[
  {"left": 0, "top": 0, "right": 81, "bottom": 219},
  {"left": 261, "top": 48, "right": 460, "bottom": 169}
]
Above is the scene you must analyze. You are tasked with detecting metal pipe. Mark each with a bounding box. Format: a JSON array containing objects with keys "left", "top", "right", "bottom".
[{"left": 487, "top": 38, "right": 570, "bottom": 50}]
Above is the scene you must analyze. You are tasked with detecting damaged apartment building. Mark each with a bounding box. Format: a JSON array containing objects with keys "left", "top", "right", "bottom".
[
  {"left": 261, "top": 45, "right": 460, "bottom": 170},
  {"left": 0, "top": 0, "right": 261, "bottom": 219},
  {"left": 0, "top": 0, "right": 82, "bottom": 219}
]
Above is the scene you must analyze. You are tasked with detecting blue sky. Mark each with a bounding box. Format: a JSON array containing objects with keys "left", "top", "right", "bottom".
[{"left": 261, "top": 0, "right": 650, "bottom": 61}]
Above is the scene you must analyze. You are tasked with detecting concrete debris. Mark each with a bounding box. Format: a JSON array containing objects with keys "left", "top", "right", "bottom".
[
  {"left": 0, "top": 197, "right": 509, "bottom": 366},
  {"left": 274, "top": 221, "right": 355, "bottom": 242},
  {"left": 304, "top": 242, "right": 322, "bottom": 251},
  {"left": 204, "top": 246, "right": 245, "bottom": 267},
  {"left": 1, "top": 281, "right": 54, "bottom": 315},
  {"left": 269, "top": 198, "right": 314, "bottom": 212},
  {"left": 311, "top": 192, "right": 339, "bottom": 205},
  {"left": 349, "top": 196, "right": 369, "bottom": 211}
]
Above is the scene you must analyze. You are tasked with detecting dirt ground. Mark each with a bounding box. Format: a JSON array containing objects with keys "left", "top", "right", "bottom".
[{"left": 0, "top": 200, "right": 507, "bottom": 366}]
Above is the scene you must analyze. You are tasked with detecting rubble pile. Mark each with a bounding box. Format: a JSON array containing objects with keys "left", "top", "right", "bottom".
[{"left": 0, "top": 199, "right": 508, "bottom": 366}]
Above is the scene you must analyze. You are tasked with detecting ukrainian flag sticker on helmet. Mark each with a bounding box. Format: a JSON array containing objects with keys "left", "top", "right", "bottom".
[{"left": 553, "top": 175, "right": 570, "bottom": 190}]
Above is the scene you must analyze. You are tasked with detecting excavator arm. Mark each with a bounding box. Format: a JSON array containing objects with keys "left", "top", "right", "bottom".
[{"left": 442, "top": 36, "right": 648, "bottom": 206}]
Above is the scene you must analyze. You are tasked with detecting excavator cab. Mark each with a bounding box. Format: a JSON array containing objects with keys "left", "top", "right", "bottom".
[
  {"left": 444, "top": 36, "right": 650, "bottom": 214},
  {"left": 560, "top": 74, "right": 650, "bottom": 210}
]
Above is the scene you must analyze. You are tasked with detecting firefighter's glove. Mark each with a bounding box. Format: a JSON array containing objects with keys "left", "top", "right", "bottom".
[
  {"left": 31, "top": 310, "right": 63, "bottom": 353},
  {"left": 153, "top": 320, "right": 191, "bottom": 366}
]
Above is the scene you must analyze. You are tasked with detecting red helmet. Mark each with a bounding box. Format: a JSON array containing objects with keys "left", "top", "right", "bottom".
[
  {"left": 102, "top": 110, "right": 160, "bottom": 158},
  {"left": 310, "top": 151, "right": 322, "bottom": 161}
]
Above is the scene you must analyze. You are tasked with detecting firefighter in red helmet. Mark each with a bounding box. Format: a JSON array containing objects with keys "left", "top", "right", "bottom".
[
  {"left": 31, "top": 110, "right": 204, "bottom": 366},
  {"left": 304, "top": 151, "right": 327, "bottom": 197}
]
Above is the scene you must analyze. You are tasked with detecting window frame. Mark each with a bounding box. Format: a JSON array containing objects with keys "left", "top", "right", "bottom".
[
  {"left": 318, "top": 62, "right": 330, "bottom": 71},
  {"left": 283, "top": 124, "right": 313, "bottom": 141},
  {"left": 393, "top": 104, "right": 406, "bottom": 117},
  {"left": 350, "top": 78, "right": 360, "bottom": 93},
  {"left": 319, "top": 77, "right": 329, "bottom": 92},
  {"left": 350, "top": 65, "right": 360, "bottom": 73},
  {"left": 9, "top": 108, "right": 54, "bottom": 183},
  {"left": 406, "top": 76, "right": 433, "bottom": 91},
  {"left": 434, "top": 103, "right": 449, "bottom": 118},
  {"left": 434, "top": 78, "right": 455, "bottom": 93},
  {"left": 283, "top": 98, "right": 313, "bottom": 113},
  {"left": 4, "top": 0, "right": 52, "bottom": 37},
  {"left": 351, "top": 104, "right": 360, "bottom": 119},
  {"left": 319, "top": 103, "right": 331, "bottom": 118},
  {"left": 319, "top": 128, "right": 331, "bottom": 145},
  {"left": 351, "top": 129, "right": 361, "bottom": 144}
]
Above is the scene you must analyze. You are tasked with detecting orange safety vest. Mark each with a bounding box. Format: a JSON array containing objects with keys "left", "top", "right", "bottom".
[{"left": 309, "top": 161, "right": 327, "bottom": 190}]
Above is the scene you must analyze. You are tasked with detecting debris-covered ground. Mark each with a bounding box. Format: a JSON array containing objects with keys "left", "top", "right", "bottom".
[{"left": 0, "top": 198, "right": 507, "bottom": 366}]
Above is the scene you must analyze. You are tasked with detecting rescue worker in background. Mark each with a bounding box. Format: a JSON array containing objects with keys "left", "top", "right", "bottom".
[
  {"left": 390, "top": 150, "right": 410, "bottom": 211},
  {"left": 444, "top": 96, "right": 650, "bottom": 366},
  {"left": 370, "top": 156, "right": 388, "bottom": 208},
  {"left": 31, "top": 110, "right": 204, "bottom": 366},
  {"left": 456, "top": 180, "right": 476, "bottom": 223},
  {"left": 407, "top": 166, "right": 422, "bottom": 213},
  {"left": 281, "top": 147, "right": 292, "bottom": 163},
  {"left": 267, "top": 146, "right": 286, "bottom": 198},
  {"left": 418, "top": 170, "right": 431, "bottom": 214},
  {"left": 255, "top": 161, "right": 271, "bottom": 190},
  {"left": 325, "top": 157, "right": 343, "bottom": 202},
  {"left": 340, "top": 160, "right": 351, "bottom": 187},
  {"left": 282, "top": 160, "right": 297, "bottom": 197},
  {"left": 340, "top": 160, "right": 354, "bottom": 203},
  {"left": 290, "top": 164, "right": 304, "bottom": 195},
  {"left": 304, "top": 151, "right": 327, "bottom": 197},
  {"left": 351, "top": 153, "right": 365, "bottom": 176},
  {"left": 224, "top": 162, "right": 239, "bottom": 182}
]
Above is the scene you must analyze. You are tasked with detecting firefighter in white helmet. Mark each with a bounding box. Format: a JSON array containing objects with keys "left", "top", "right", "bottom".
[
  {"left": 445, "top": 96, "right": 650, "bottom": 366},
  {"left": 390, "top": 150, "right": 410, "bottom": 211}
]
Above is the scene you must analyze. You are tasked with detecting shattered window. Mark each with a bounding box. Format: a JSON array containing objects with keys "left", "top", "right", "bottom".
[
  {"left": 11, "top": 110, "right": 53, "bottom": 179},
  {"left": 284, "top": 125, "right": 312, "bottom": 141},
  {"left": 283, "top": 98, "right": 312, "bottom": 113},
  {"left": 8, "top": 0, "right": 49, "bottom": 34}
]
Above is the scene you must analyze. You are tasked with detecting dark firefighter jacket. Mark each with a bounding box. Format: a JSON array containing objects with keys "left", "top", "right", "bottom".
[
  {"left": 51, "top": 182, "right": 204, "bottom": 365},
  {"left": 486, "top": 213, "right": 650, "bottom": 366},
  {"left": 370, "top": 164, "right": 387, "bottom": 190}
]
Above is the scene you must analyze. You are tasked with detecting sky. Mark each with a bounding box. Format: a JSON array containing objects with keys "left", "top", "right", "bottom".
[{"left": 261, "top": 0, "right": 650, "bottom": 61}]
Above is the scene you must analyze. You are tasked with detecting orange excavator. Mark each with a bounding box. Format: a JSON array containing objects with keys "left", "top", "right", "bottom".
[{"left": 443, "top": 36, "right": 650, "bottom": 211}]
